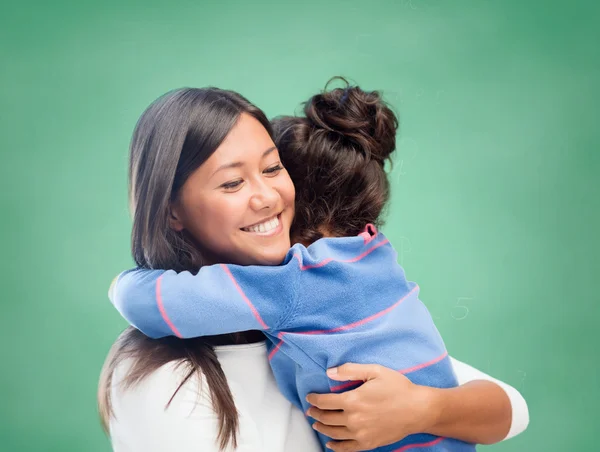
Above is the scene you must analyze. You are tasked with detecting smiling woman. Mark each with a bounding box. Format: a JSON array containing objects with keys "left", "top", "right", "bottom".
[
  {"left": 100, "top": 87, "right": 320, "bottom": 451},
  {"left": 168, "top": 115, "right": 295, "bottom": 267},
  {"left": 100, "top": 85, "right": 528, "bottom": 452}
]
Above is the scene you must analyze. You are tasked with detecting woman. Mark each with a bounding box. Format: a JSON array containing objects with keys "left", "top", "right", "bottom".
[{"left": 98, "top": 87, "right": 528, "bottom": 451}]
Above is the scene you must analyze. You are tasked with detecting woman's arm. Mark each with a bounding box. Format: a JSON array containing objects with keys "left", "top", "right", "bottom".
[
  {"left": 448, "top": 356, "right": 529, "bottom": 441},
  {"left": 306, "top": 361, "right": 528, "bottom": 452}
]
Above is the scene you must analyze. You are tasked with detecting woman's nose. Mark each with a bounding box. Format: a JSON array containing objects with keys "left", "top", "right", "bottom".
[{"left": 249, "top": 180, "right": 280, "bottom": 211}]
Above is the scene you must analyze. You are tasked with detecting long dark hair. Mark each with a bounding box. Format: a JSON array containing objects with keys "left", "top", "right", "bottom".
[
  {"left": 98, "top": 88, "right": 273, "bottom": 450},
  {"left": 273, "top": 78, "right": 399, "bottom": 244}
]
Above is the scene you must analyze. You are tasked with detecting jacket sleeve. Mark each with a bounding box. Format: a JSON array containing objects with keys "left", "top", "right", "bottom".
[{"left": 109, "top": 261, "right": 301, "bottom": 339}]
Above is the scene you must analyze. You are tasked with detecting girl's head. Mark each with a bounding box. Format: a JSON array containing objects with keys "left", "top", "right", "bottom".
[
  {"left": 272, "top": 80, "right": 398, "bottom": 245},
  {"left": 129, "top": 87, "right": 295, "bottom": 271}
]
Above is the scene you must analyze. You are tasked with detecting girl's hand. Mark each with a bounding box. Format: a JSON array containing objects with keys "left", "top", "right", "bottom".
[{"left": 306, "top": 363, "right": 437, "bottom": 452}]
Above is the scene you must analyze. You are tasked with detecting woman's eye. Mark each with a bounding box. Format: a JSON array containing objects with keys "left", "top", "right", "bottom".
[
  {"left": 221, "top": 180, "right": 243, "bottom": 190},
  {"left": 264, "top": 164, "right": 283, "bottom": 175}
]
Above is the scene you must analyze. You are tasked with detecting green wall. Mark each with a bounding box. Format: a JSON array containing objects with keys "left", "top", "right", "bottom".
[{"left": 1, "top": 0, "right": 598, "bottom": 450}]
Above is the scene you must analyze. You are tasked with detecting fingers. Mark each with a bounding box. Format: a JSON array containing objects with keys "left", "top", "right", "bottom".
[
  {"left": 324, "top": 440, "right": 362, "bottom": 452},
  {"left": 327, "top": 363, "right": 383, "bottom": 382},
  {"left": 306, "top": 392, "right": 346, "bottom": 410},
  {"left": 312, "top": 422, "right": 352, "bottom": 440},
  {"left": 307, "top": 407, "right": 346, "bottom": 426}
]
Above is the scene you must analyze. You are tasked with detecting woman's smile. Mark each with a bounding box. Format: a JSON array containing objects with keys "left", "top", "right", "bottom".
[{"left": 241, "top": 213, "right": 283, "bottom": 237}]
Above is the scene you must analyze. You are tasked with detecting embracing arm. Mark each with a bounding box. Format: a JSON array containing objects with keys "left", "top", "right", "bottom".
[
  {"left": 306, "top": 361, "right": 528, "bottom": 452},
  {"left": 437, "top": 356, "right": 529, "bottom": 442},
  {"left": 109, "top": 262, "right": 298, "bottom": 339}
]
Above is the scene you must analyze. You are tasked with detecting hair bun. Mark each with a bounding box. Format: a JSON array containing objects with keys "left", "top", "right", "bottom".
[{"left": 303, "top": 78, "right": 399, "bottom": 163}]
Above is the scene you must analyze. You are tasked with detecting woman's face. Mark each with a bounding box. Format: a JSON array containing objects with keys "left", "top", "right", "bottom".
[{"left": 170, "top": 113, "right": 296, "bottom": 266}]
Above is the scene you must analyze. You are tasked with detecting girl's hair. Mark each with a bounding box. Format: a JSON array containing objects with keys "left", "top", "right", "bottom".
[
  {"left": 98, "top": 87, "right": 273, "bottom": 450},
  {"left": 272, "top": 78, "right": 399, "bottom": 244}
]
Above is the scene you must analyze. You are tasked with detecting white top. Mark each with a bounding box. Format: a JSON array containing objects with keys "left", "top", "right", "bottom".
[{"left": 109, "top": 341, "right": 528, "bottom": 451}]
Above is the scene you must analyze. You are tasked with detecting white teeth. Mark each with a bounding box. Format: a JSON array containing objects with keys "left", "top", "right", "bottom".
[{"left": 243, "top": 216, "right": 280, "bottom": 233}]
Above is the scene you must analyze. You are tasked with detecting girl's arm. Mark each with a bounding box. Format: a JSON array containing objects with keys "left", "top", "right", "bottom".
[
  {"left": 109, "top": 261, "right": 300, "bottom": 339},
  {"left": 306, "top": 360, "right": 528, "bottom": 451}
]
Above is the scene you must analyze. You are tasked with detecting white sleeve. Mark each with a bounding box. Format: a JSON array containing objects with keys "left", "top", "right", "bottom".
[
  {"left": 109, "top": 361, "right": 233, "bottom": 452},
  {"left": 449, "top": 356, "right": 529, "bottom": 440}
]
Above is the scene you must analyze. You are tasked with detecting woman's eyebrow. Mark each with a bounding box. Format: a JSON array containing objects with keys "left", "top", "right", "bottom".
[
  {"left": 212, "top": 146, "right": 277, "bottom": 176},
  {"left": 262, "top": 146, "right": 277, "bottom": 158}
]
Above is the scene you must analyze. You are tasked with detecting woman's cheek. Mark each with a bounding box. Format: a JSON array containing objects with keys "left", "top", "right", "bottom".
[{"left": 280, "top": 172, "right": 296, "bottom": 207}]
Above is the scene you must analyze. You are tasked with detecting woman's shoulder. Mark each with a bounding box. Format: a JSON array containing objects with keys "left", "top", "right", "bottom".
[
  {"left": 110, "top": 340, "right": 271, "bottom": 411},
  {"left": 108, "top": 343, "right": 322, "bottom": 452},
  {"left": 111, "top": 357, "right": 207, "bottom": 405},
  {"left": 109, "top": 358, "right": 221, "bottom": 451}
]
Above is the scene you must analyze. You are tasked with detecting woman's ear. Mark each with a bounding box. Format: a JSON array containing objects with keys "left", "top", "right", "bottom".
[{"left": 169, "top": 204, "right": 185, "bottom": 232}]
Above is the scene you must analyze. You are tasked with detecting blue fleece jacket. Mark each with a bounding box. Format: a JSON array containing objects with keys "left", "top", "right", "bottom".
[{"left": 110, "top": 225, "right": 476, "bottom": 452}]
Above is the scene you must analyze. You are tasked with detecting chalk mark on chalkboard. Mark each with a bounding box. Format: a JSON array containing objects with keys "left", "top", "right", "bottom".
[
  {"left": 394, "top": 137, "right": 419, "bottom": 180},
  {"left": 400, "top": 0, "right": 418, "bottom": 10},
  {"left": 451, "top": 297, "right": 474, "bottom": 320},
  {"left": 397, "top": 236, "right": 412, "bottom": 266}
]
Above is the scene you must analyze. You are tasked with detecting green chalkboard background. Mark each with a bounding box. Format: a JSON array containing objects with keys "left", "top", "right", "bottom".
[{"left": 1, "top": 0, "right": 598, "bottom": 450}]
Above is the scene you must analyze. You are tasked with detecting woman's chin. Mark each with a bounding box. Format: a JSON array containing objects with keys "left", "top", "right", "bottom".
[
  {"left": 256, "top": 248, "right": 290, "bottom": 266},
  {"left": 227, "top": 241, "right": 291, "bottom": 266}
]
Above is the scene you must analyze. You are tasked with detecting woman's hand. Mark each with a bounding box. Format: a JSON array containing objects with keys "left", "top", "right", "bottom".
[
  {"left": 306, "top": 363, "right": 436, "bottom": 452},
  {"left": 306, "top": 361, "right": 515, "bottom": 451}
]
